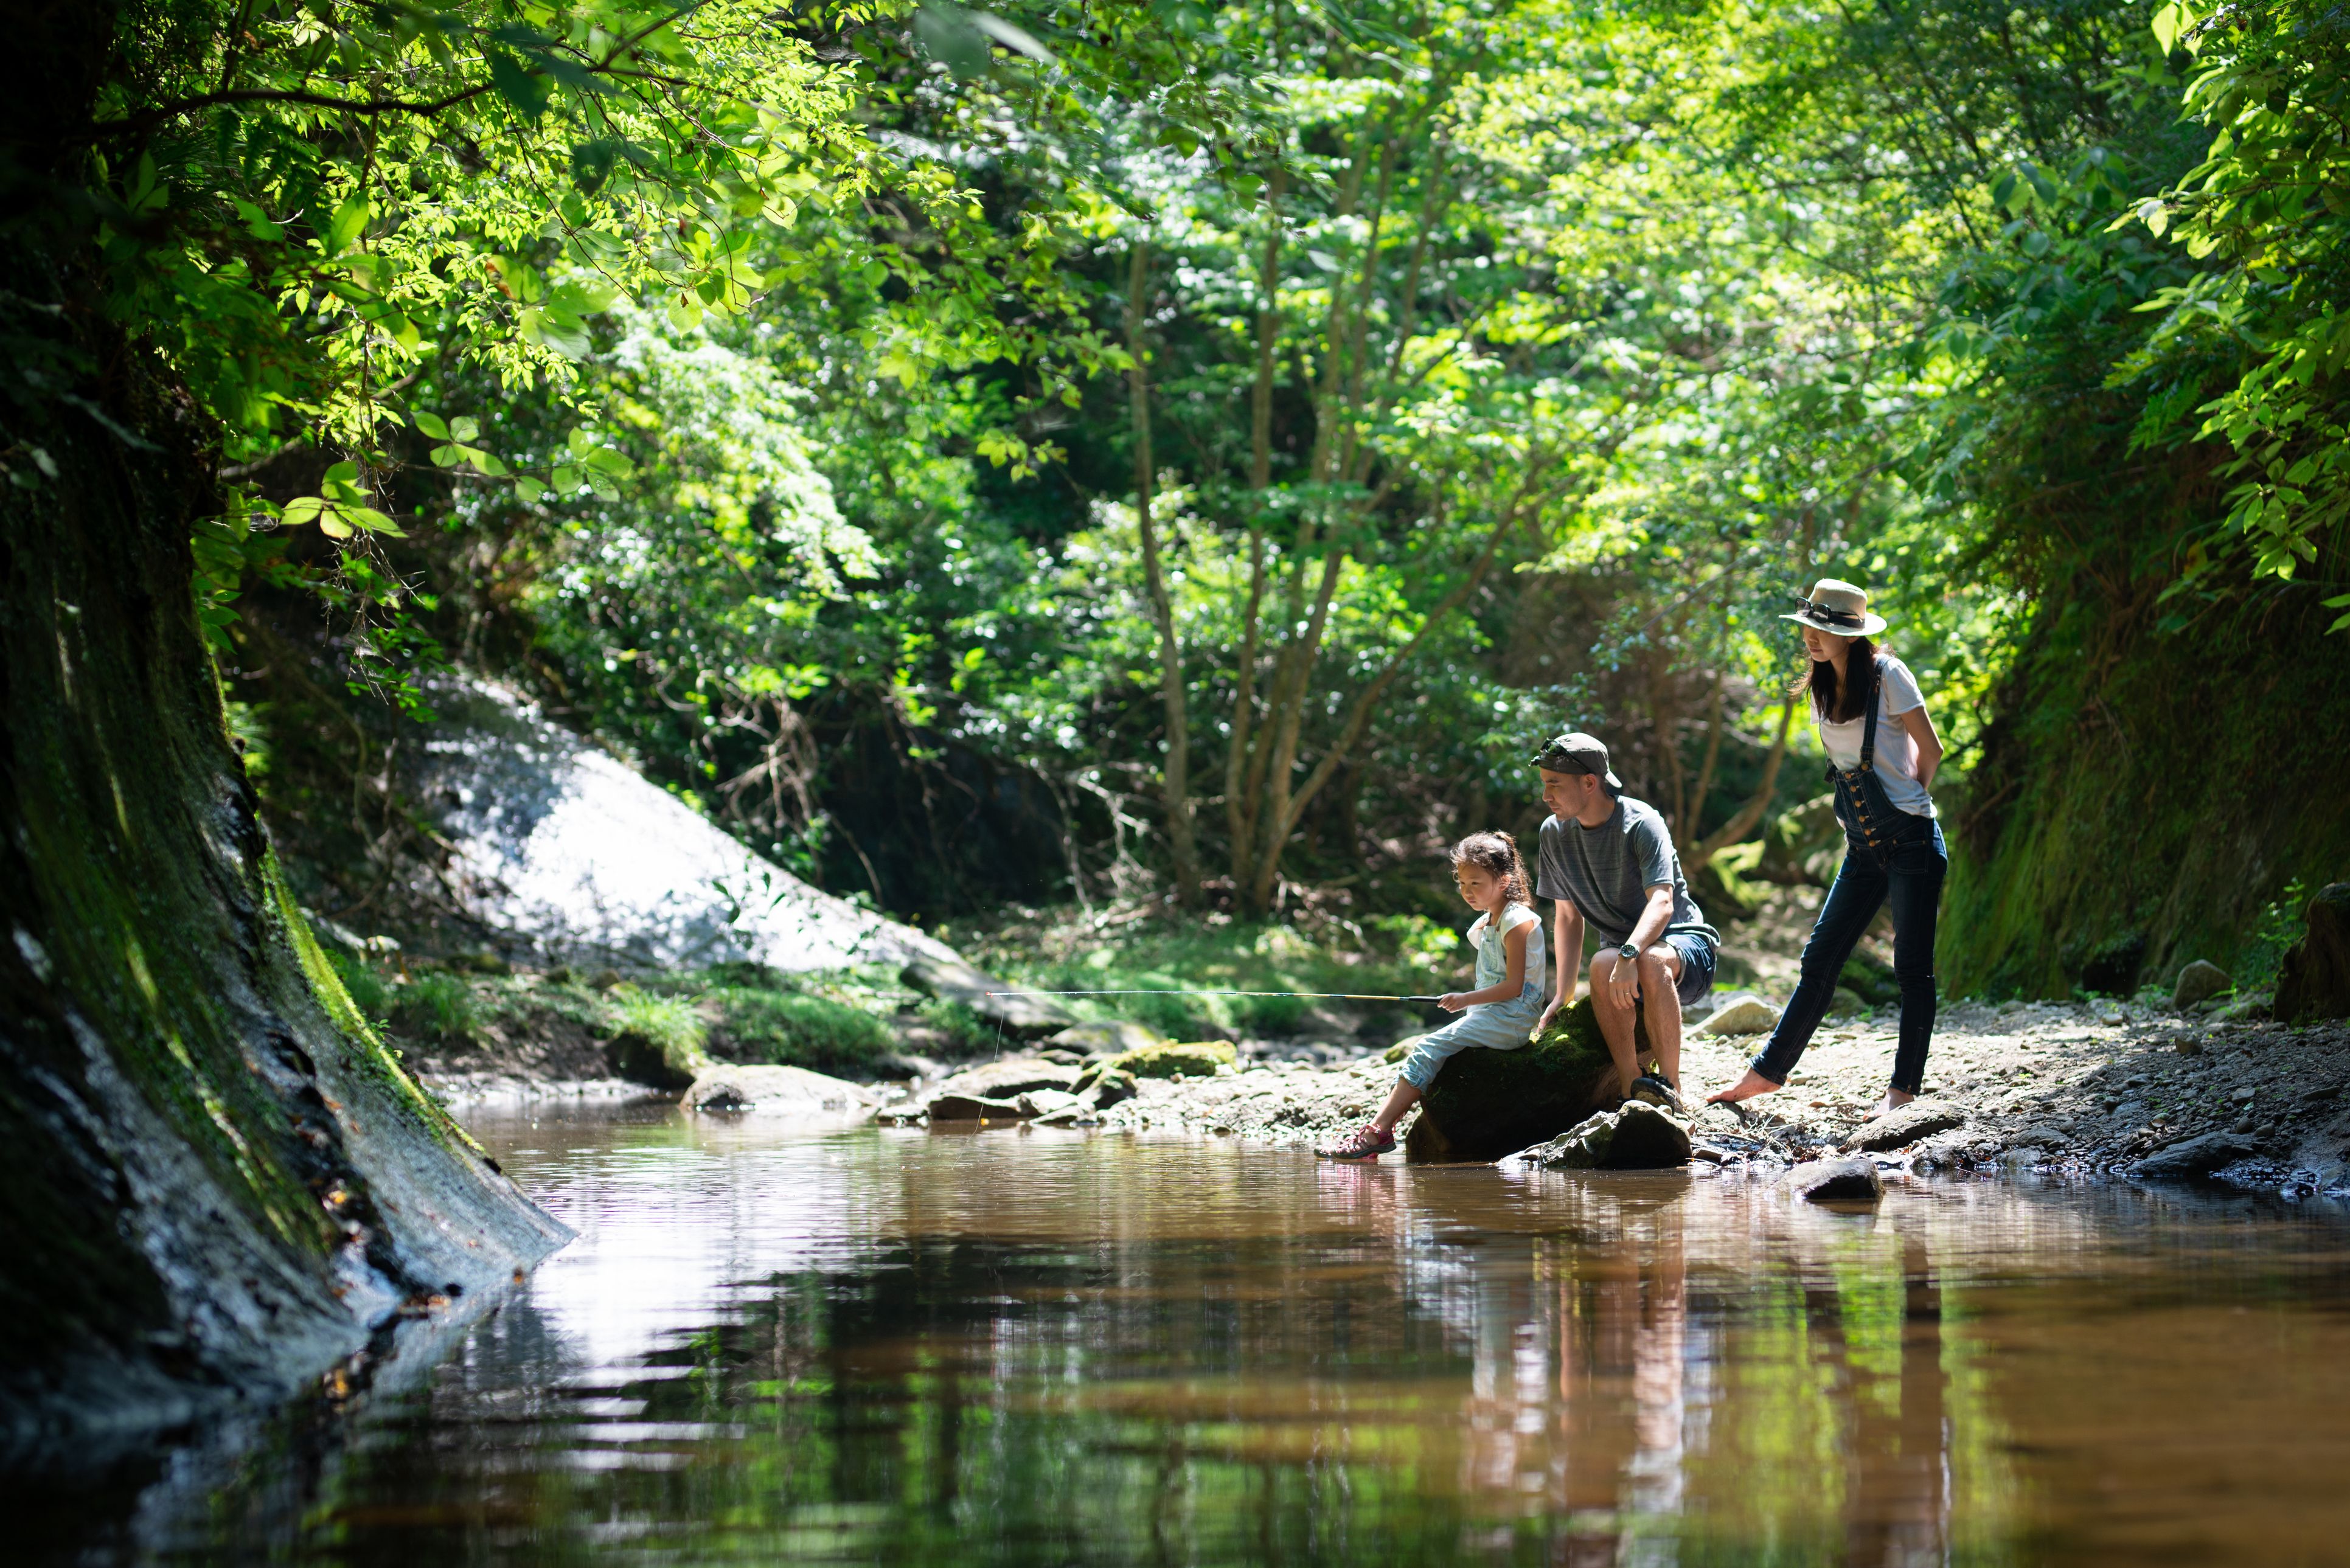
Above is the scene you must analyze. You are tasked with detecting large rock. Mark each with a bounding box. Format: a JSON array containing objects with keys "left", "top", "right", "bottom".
[
  {"left": 902, "top": 951, "right": 1074, "bottom": 1037},
  {"left": 1047, "top": 1019, "right": 1169, "bottom": 1056},
  {"left": 1113, "top": 1040, "right": 1236, "bottom": 1080},
  {"left": 2135, "top": 1130, "right": 2257, "bottom": 1180},
  {"left": 929, "top": 1056, "right": 1085, "bottom": 1101},
  {"left": 1843, "top": 1099, "right": 1965, "bottom": 1153},
  {"left": 2172, "top": 960, "right": 2231, "bottom": 1011},
  {"left": 684, "top": 1064, "right": 877, "bottom": 1115},
  {"left": 408, "top": 676, "right": 965, "bottom": 975},
  {"left": 1782, "top": 1157, "right": 1885, "bottom": 1203},
  {"left": 1515, "top": 1101, "right": 1692, "bottom": 1170},
  {"left": 1403, "top": 998, "right": 1653, "bottom": 1164},
  {"left": 1697, "top": 993, "right": 1779, "bottom": 1036},
  {"left": 2277, "top": 883, "right": 2350, "bottom": 1023},
  {"left": 925, "top": 1093, "right": 1030, "bottom": 1122}
]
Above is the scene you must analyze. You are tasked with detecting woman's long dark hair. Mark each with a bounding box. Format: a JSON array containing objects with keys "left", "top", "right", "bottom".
[{"left": 1793, "top": 634, "right": 1877, "bottom": 723}]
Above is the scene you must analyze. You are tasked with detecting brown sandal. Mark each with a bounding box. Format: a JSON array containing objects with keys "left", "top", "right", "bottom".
[{"left": 1318, "top": 1122, "right": 1397, "bottom": 1160}]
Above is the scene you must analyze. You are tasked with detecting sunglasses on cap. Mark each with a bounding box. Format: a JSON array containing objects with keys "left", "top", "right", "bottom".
[{"left": 1794, "top": 595, "right": 1867, "bottom": 629}]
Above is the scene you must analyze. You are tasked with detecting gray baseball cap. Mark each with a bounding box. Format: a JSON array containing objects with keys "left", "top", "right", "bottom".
[{"left": 1532, "top": 731, "right": 1621, "bottom": 789}]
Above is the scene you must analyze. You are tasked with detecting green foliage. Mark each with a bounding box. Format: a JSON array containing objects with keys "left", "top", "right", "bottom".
[
  {"left": 2126, "top": 2, "right": 2350, "bottom": 603},
  {"left": 2234, "top": 878, "right": 2315, "bottom": 992},
  {"left": 916, "top": 997, "right": 1001, "bottom": 1056},
  {"left": 707, "top": 987, "right": 894, "bottom": 1072},
  {"left": 608, "top": 984, "right": 711, "bottom": 1075},
  {"left": 946, "top": 905, "right": 1462, "bottom": 1038},
  {"left": 392, "top": 971, "right": 479, "bottom": 1042}
]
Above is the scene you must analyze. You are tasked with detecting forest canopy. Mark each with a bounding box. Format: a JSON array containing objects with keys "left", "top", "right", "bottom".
[{"left": 37, "top": 0, "right": 2350, "bottom": 997}]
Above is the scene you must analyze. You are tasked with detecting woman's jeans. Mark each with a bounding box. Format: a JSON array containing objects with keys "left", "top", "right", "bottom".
[{"left": 1750, "top": 818, "right": 1947, "bottom": 1094}]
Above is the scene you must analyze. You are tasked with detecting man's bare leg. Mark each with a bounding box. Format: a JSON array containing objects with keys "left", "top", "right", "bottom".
[
  {"left": 1635, "top": 948, "right": 1685, "bottom": 1089},
  {"left": 1588, "top": 951, "right": 1644, "bottom": 1099}
]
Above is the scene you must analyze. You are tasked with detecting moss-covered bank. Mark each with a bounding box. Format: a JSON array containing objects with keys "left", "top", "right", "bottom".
[
  {"left": 1945, "top": 577, "right": 2350, "bottom": 1001},
  {"left": 0, "top": 220, "right": 565, "bottom": 1459}
]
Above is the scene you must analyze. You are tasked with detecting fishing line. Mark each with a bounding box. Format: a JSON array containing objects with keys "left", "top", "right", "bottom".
[{"left": 984, "top": 988, "right": 1445, "bottom": 1002}]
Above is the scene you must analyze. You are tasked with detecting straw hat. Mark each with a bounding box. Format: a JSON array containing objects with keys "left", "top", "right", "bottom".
[{"left": 1783, "top": 578, "right": 1888, "bottom": 637}]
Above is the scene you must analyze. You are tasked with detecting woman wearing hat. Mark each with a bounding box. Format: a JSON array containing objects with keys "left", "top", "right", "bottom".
[{"left": 1710, "top": 580, "right": 1947, "bottom": 1117}]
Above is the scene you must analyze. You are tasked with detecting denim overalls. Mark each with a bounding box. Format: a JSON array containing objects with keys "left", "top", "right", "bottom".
[
  {"left": 1397, "top": 905, "right": 1546, "bottom": 1091},
  {"left": 1748, "top": 657, "right": 1948, "bottom": 1094}
]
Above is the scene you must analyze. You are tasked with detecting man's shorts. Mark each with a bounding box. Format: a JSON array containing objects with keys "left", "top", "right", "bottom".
[{"left": 1664, "top": 931, "right": 1716, "bottom": 1008}]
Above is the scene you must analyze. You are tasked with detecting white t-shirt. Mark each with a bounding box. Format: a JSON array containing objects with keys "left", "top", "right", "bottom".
[{"left": 1816, "top": 655, "right": 1936, "bottom": 818}]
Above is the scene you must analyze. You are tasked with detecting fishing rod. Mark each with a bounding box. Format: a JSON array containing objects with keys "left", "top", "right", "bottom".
[{"left": 984, "top": 988, "right": 1446, "bottom": 1002}]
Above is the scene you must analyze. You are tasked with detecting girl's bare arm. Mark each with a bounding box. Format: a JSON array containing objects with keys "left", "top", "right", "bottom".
[{"left": 1899, "top": 704, "right": 1944, "bottom": 788}]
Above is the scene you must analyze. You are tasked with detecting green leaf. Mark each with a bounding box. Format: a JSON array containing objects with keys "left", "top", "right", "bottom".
[
  {"left": 487, "top": 50, "right": 550, "bottom": 118},
  {"left": 583, "top": 448, "right": 634, "bottom": 477},
  {"left": 280, "top": 496, "right": 325, "bottom": 527},
  {"left": 2151, "top": 1, "right": 2181, "bottom": 54},
  {"left": 429, "top": 443, "right": 464, "bottom": 466},
  {"left": 965, "top": 12, "right": 1059, "bottom": 66},
  {"left": 552, "top": 465, "right": 581, "bottom": 492},
  {"left": 414, "top": 411, "right": 450, "bottom": 440},
  {"left": 520, "top": 306, "right": 593, "bottom": 358},
  {"left": 551, "top": 276, "right": 621, "bottom": 314},
  {"left": 348, "top": 507, "right": 404, "bottom": 537},
  {"left": 450, "top": 416, "right": 480, "bottom": 443},
  {"left": 913, "top": 5, "right": 993, "bottom": 80},
  {"left": 326, "top": 192, "right": 370, "bottom": 256}
]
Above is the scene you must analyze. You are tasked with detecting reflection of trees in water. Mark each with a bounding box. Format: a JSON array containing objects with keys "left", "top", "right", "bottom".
[{"left": 111, "top": 1137, "right": 1999, "bottom": 1564}]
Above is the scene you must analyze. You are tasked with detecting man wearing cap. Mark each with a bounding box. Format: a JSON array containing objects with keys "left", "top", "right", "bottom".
[{"left": 1531, "top": 732, "right": 1720, "bottom": 1106}]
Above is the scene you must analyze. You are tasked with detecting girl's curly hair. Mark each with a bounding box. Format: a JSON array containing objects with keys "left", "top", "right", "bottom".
[{"left": 1451, "top": 830, "right": 1531, "bottom": 907}]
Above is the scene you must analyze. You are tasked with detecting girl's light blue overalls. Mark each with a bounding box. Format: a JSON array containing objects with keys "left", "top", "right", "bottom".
[{"left": 1399, "top": 904, "right": 1548, "bottom": 1090}]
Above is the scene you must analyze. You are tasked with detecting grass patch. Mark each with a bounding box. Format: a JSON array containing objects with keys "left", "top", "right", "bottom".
[
  {"left": 935, "top": 903, "right": 1469, "bottom": 1038},
  {"left": 391, "top": 970, "right": 478, "bottom": 1042},
  {"left": 608, "top": 983, "right": 711, "bottom": 1084},
  {"left": 708, "top": 987, "right": 894, "bottom": 1072}
]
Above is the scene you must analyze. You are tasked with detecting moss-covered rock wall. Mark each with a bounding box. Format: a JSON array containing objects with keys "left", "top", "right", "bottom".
[
  {"left": 1944, "top": 577, "right": 2350, "bottom": 1001},
  {"left": 0, "top": 229, "right": 566, "bottom": 1460}
]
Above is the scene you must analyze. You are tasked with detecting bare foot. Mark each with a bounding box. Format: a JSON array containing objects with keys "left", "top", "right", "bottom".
[
  {"left": 1706, "top": 1070, "right": 1781, "bottom": 1106},
  {"left": 1869, "top": 1088, "right": 1916, "bottom": 1119}
]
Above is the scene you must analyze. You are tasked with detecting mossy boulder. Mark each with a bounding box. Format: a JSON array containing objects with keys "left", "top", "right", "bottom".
[
  {"left": 1078, "top": 1039, "right": 1236, "bottom": 1084},
  {"left": 1403, "top": 999, "right": 1655, "bottom": 1164}
]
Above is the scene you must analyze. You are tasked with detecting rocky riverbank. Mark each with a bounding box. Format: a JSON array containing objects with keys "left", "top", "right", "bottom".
[{"left": 846, "top": 997, "right": 2350, "bottom": 1198}]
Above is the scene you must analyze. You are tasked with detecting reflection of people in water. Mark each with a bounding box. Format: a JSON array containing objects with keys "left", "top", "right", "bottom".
[
  {"left": 1540, "top": 1194, "right": 1693, "bottom": 1537},
  {"left": 1806, "top": 1230, "right": 1950, "bottom": 1566}
]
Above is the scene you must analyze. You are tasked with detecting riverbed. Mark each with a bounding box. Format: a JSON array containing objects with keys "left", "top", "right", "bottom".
[{"left": 30, "top": 1105, "right": 2350, "bottom": 1564}]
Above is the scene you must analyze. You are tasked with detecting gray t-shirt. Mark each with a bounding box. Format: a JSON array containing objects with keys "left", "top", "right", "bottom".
[{"left": 1535, "top": 796, "right": 1720, "bottom": 950}]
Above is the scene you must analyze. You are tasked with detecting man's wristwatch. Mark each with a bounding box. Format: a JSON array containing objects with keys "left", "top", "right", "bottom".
[{"left": 1618, "top": 942, "right": 1641, "bottom": 963}]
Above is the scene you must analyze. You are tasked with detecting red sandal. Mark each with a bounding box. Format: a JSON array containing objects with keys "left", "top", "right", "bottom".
[{"left": 1319, "top": 1122, "right": 1397, "bottom": 1160}]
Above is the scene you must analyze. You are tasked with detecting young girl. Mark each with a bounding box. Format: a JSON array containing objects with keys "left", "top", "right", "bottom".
[
  {"left": 1709, "top": 578, "right": 1947, "bottom": 1117},
  {"left": 1321, "top": 833, "right": 1547, "bottom": 1160}
]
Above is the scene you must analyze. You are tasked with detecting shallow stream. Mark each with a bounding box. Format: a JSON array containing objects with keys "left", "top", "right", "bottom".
[{"left": 37, "top": 1106, "right": 2350, "bottom": 1564}]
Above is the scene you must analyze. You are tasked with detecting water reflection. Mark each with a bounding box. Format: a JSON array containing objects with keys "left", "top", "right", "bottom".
[{"left": 38, "top": 1108, "right": 2350, "bottom": 1565}]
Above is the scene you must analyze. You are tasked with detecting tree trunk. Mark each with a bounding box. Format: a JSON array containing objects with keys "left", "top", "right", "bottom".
[
  {"left": 1694, "top": 695, "right": 1800, "bottom": 861},
  {"left": 1127, "top": 244, "right": 1198, "bottom": 904},
  {"left": 0, "top": 215, "right": 563, "bottom": 1450}
]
